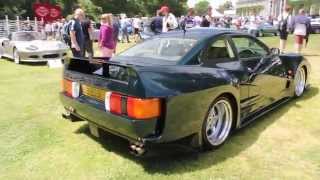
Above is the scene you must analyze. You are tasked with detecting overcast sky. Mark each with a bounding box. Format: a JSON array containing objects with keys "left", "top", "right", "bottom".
[{"left": 187, "top": 0, "right": 237, "bottom": 8}]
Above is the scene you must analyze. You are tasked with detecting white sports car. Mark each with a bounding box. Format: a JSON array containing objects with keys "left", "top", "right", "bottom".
[{"left": 0, "top": 31, "right": 68, "bottom": 64}]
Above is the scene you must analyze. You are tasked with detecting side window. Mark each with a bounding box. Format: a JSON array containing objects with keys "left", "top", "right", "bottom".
[
  {"left": 202, "top": 38, "right": 235, "bottom": 64},
  {"left": 232, "top": 37, "right": 268, "bottom": 59}
]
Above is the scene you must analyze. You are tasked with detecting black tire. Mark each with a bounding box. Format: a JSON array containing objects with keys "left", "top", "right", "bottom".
[{"left": 202, "top": 96, "right": 234, "bottom": 150}]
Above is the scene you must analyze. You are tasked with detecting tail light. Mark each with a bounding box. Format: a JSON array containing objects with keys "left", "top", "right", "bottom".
[
  {"left": 105, "top": 92, "right": 162, "bottom": 120},
  {"left": 62, "top": 79, "right": 80, "bottom": 98},
  {"left": 127, "top": 97, "right": 161, "bottom": 119}
]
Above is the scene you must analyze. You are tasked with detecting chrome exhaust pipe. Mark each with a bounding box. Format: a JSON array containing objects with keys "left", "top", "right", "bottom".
[{"left": 129, "top": 143, "right": 146, "bottom": 156}]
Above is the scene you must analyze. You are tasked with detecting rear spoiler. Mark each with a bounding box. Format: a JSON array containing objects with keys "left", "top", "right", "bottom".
[
  {"left": 66, "top": 57, "right": 138, "bottom": 79},
  {"left": 64, "top": 57, "right": 149, "bottom": 97}
]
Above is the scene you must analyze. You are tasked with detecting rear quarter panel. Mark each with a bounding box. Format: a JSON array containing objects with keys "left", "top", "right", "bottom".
[{"left": 136, "top": 66, "right": 240, "bottom": 143}]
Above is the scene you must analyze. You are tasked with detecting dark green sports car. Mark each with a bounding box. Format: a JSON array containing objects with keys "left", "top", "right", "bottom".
[{"left": 60, "top": 28, "right": 310, "bottom": 156}]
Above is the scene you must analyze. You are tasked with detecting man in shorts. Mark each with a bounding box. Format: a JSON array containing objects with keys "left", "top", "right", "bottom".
[
  {"left": 291, "top": 9, "right": 311, "bottom": 54},
  {"left": 278, "top": 6, "right": 292, "bottom": 53}
]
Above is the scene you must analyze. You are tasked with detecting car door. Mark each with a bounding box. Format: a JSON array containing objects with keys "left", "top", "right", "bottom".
[
  {"left": 229, "top": 35, "right": 287, "bottom": 115},
  {"left": 199, "top": 35, "right": 250, "bottom": 115}
]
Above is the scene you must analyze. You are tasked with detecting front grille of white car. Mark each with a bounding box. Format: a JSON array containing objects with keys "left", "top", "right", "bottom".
[{"left": 43, "top": 54, "right": 59, "bottom": 59}]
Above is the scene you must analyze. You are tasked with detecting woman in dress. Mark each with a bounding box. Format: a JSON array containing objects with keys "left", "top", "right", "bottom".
[{"left": 99, "top": 14, "right": 115, "bottom": 60}]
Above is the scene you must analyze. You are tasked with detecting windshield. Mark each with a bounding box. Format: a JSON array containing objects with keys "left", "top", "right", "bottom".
[
  {"left": 12, "top": 32, "right": 42, "bottom": 41},
  {"left": 119, "top": 38, "right": 197, "bottom": 61}
]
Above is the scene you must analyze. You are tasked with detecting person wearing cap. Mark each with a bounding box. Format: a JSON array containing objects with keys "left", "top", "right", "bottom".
[{"left": 159, "top": 6, "right": 178, "bottom": 32}]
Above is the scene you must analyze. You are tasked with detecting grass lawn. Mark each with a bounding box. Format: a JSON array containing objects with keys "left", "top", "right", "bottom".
[{"left": 0, "top": 35, "right": 319, "bottom": 179}]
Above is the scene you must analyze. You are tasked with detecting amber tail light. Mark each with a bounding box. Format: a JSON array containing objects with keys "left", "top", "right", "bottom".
[
  {"left": 62, "top": 79, "right": 80, "bottom": 98},
  {"left": 105, "top": 92, "right": 162, "bottom": 120}
]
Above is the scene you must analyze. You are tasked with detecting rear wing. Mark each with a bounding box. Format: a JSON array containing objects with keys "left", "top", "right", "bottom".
[
  {"left": 64, "top": 57, "right": 147, "bottom": 97},
  {"left": 66, "top": 57, "right": 138, "bottom": 81}
]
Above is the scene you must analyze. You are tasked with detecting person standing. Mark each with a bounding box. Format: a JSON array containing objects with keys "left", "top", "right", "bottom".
[
  {"left": 44, "top": 23, "right": 52, "bottom": 39},
  {"left": 70, "top": 8, "right": 85, "bottom": 57},
  {"left": 120, "top": 15, "right": 130, "bottom": 43},
  {"left": 159, "top": 6, "right": 178, "bottom": 32},
  {"left": 150, "top": 10, "right": 163, "bottom": 34},
  {"left": 112, "top": 15, "right": 121, "bottom": 53},
  {"left": 99, "top": 14, "right": 115, "bottom": 60},
  {"left": 183, "top": 8, "right": 196, "bottom": 29},
  {"left": 248, "top": 11, "right": 260, "bottom": 36},
  {"left": 278, "top": 6, "right": 292, "bottom": 53},
  {"left": 81, "top": 17, "right": 94, "bottom": 58},
  {"left": 206, "top": 6, "right": 215, "bottom": 27},
  {"left": 132, "top": 16, "right": 142, "bottom": 42},
  {"left": 201, "top": 16, "right": 210, "bottom": 27},
  {"left": 291, "top": 9, "right": 311, "bottom": 54}
]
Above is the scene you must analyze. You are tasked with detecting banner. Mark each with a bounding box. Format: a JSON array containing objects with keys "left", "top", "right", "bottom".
[{"left": 33, "top": 3, "right": 61, "bottom": 22}]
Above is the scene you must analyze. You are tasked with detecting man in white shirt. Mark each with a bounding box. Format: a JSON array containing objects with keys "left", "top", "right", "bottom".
[{"left": 159, "top": 6, "right": 178, "bottom": 33}]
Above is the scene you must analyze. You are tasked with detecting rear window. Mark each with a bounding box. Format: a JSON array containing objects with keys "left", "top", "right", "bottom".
[{"left": 119, "top": 38, "right": 197, "bottom": 62}]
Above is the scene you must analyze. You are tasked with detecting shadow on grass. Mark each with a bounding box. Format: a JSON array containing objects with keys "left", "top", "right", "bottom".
[
  {"left": 1, "top": 58, "right": 48, "bottom": 66},
  {"left": 75, "top": 87, "right": 318, "bottom": 175}
]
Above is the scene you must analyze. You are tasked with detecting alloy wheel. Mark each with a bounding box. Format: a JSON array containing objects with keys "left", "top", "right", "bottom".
[
  {"left": 204, "top": 98, "right": 233, "bottom": 147},
  {"left": 294, "top": 67, "right": 306, "bottom": 97}
]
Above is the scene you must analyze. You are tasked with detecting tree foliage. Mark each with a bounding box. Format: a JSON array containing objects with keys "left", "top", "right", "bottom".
[
  {"left": 217, "top": 0, "right": 233, "bottom": 13},
  {"left": 0, "top": 0, "right": 188, "bottom": 20},
  {"left": 194, "top": 0, "right": 210, "bottom": 16}
]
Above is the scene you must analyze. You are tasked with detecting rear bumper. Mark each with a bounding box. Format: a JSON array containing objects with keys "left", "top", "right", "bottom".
[{"left": 60, "top": 93, "right": 161, "bottom": 144}]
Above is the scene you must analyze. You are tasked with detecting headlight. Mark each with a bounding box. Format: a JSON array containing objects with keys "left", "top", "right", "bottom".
[{"left": 26, "top": 45, "right": 38, "bottom": 51}]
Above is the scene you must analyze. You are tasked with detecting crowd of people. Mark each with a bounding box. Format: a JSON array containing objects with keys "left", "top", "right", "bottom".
[{"left": 39, "top": 5, "right": 312, "bottom": 59}]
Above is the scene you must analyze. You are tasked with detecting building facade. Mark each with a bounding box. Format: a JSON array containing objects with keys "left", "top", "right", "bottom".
[
  {"left": 236, "top": 0, "right": 283, "bottom": 17},
  {"left": 236, "top": 0, "right": 320, "bottom": 17}
]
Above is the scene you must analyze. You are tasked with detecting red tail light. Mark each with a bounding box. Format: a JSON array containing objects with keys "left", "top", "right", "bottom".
[
  {"left": 105, "top": 92, "right": 162, "bottom": 120},
  {"left": 110, "top": 93, "right": 122, "bottom": 115}
]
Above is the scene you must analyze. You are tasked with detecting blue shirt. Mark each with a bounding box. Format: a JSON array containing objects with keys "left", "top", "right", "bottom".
[{"left": 70, "top": 19, "right": 85, "bottom": 49}]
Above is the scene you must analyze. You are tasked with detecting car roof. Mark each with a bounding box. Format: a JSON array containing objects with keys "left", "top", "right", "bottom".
[{"left": 156, "top": 28, "right": 245, "bottom": 40}]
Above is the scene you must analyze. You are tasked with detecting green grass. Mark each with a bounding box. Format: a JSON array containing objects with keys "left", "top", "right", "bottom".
[{"left": 0, "top": 35, "right": 319, "bottom": 179}]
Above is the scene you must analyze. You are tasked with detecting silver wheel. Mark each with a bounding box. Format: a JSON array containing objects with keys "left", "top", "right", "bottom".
[
  {"left": 294, "top": 67, "right": 306, "bottom": 97},
  {"left": 204, "top": 98, "right": 233, "bottom": 147},
  {"left": 13, "top": 49, "right": 20, "bottom": 64}
]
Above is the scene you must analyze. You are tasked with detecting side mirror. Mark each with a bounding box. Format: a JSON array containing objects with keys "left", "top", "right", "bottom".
[{"left": 270, "top": 48, "right": 280, "bottom": 55}]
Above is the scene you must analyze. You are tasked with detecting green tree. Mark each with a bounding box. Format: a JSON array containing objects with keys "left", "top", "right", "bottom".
[
  {"left": 0, "top": 0, "right": 188, "bottom": 20},
  {"left": 194, "top": 0, "right": 210, "bottom": 16},
  {"left": 217, "top": 0, "right": 233, "bottom": 13}
]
